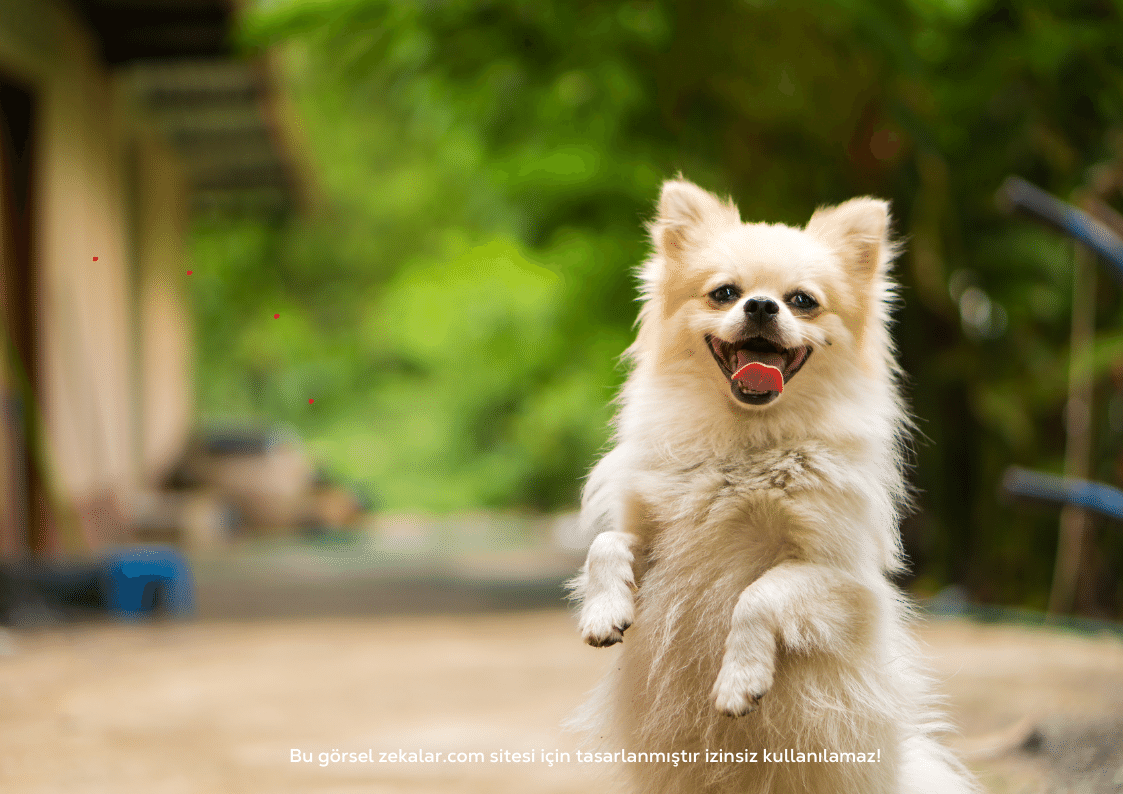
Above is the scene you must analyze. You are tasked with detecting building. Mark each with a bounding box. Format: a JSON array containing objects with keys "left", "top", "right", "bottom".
[{"left": 0, "top": 0, "right": 298, "bottom": 556}]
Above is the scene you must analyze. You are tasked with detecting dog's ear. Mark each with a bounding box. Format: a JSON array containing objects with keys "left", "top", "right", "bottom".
[
  {"left": 648, "top": 179, "right": 740, "bottom": 263},
  {"left": 805, "top": 198, "right": 894, "bottom": 287},
  {"left": 642, "top": 179, "right": 740, "bottom": 304}
]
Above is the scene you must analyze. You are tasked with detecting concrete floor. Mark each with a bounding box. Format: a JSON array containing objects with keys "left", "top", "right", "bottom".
[{"left": 1, "top": 612, "right": 1122, "bottom": 793}]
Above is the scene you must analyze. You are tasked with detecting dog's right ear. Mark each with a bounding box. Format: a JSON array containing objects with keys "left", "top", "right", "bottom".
[
  {"left": 642, "top": 179, "right": 740, "bottom": 302},
  {"left": 648, "top": 179, "right": 740, "bottom": 262}
]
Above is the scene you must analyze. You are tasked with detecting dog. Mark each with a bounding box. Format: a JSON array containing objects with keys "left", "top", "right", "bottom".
[{"left": 569, "top": 178, "right": 979, "bottom": 794}]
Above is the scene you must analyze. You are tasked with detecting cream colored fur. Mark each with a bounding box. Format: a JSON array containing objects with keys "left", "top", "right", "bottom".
[{"left": 569, "top": 178, "right": 980, "bottom": 794}]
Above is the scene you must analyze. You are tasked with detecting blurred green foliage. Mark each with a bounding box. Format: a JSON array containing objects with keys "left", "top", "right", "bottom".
[{"left": 191, "top": 0, "right": 1123, "bottom": 612}]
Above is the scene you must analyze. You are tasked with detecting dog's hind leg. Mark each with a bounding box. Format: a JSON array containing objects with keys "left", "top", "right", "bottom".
[{"left": 899, "top": 734, "right": 981, "bottom": 794}]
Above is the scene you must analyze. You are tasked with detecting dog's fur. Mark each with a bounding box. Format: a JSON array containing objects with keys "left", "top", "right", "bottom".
[{"left": 569, "top": 179, "right": 979, "bottom": 794}]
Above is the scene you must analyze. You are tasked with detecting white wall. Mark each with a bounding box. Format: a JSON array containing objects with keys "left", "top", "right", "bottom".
[{"left": 0, "top": 0, "right": 193, "bottom": 552}]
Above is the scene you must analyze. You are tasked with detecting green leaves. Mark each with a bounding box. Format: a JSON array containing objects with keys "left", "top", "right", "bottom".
[{"left": 203, "top": 0, "right": 1123, "bottom": 609}]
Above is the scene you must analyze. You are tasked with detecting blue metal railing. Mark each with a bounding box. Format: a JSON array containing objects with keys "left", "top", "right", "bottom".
[{"left": 997, "top": 176, "right": 1123, "bottom": 285}]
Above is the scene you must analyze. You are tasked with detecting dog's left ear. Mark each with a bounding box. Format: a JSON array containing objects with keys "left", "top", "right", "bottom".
[{"left": 805, "top": 198, "right": 893, "bottom": 287}]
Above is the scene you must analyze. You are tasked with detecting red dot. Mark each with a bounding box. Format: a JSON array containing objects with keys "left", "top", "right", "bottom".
[
  {"left": 274, "top": 313, "right": 281, "bottom": 319},
  {"left": 187, "top": 270, "right": 193, "bottom": 275},
  {"left": 92, "top": 256, "right": 98, "bottom": 261},
  {"left": 308, "top": 398, "right": 314, "bottom": 404}
]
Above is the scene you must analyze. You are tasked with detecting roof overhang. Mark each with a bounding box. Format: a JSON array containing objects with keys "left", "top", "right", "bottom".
[{"left": 73, "top": 0, "right": 302, "bottom": 215}]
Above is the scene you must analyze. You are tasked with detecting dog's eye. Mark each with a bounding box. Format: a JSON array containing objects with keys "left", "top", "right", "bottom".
[
  {"left": 709, "top": 285, "right": 740, "bottom": 304},
  {"left": 788, "top": 291, "right": 818, "bottom": 311}
]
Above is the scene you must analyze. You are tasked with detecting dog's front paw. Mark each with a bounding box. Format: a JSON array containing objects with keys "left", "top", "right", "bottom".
[
  {"left": 712, "top": 656, "right": 773, "bottom": 717},
  {"left": 579, "top": 592, "right": 634, "bottom": 647}
]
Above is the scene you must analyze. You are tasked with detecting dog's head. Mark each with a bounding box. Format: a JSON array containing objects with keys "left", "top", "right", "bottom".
[{"left": 632, "top": 178, "right": 898, "bottom": 413}]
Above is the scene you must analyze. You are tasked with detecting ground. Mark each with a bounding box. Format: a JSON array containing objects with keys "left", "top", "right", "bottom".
[{"left": 1, "top": 612, "right": 1121, "bottom": 794}]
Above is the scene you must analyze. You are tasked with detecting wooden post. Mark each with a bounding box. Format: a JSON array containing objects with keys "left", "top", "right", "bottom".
[{"left": 1048, "top": 243, "right": 1096, "bottom": 616}]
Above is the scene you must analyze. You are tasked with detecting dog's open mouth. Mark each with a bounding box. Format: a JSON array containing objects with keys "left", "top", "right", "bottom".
[{"left": 706, "top": 334, "right": 812, "bottom": 406}]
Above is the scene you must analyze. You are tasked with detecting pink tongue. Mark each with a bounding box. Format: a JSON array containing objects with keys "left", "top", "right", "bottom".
[{"left": 732, "top": 361, "right": 784, "bottom": 393}]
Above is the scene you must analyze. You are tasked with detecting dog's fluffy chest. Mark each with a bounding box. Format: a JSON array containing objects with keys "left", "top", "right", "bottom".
[
  {"left": 639, "top": 442, "right": 845, "bottom": 528},
  {"left": 630, "top": 440, "right": 881, "bottom": 581},
  {"left": 694, "top": 444, "right": 827, "bottom": 493}
]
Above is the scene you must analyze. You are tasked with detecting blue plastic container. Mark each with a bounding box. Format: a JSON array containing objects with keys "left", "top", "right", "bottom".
[{"left": 100, "top": 546, "right": 195, "bottom": 618}]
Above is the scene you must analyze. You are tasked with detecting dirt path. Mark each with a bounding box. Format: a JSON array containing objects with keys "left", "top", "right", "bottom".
[{"left": 1, "top": 613, "right": 1120, "bottom": 793}]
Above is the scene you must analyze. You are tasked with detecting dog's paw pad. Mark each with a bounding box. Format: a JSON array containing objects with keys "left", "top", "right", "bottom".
[
  {"left": 580, "top": 618, "right": 631, "bottom": 646},
  {"left": 712, "top": 662, "right": 772, "bottom": 717},
  {"left": 579, "top": 595, "right": 634, "bottom": 648},
  {"left": 580, "top": 615, "right": 631, "bottom": 647},
  {"left": 584, "top": 626, "right": 626, "bottom": 647},
  {"left": 715, "top": 689, "right": 765, "bottom": 717}
]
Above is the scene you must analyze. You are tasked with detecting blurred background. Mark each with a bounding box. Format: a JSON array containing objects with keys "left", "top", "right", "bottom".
[{"left": 2, "top": 0, "right": 1123, "bottom": 792}]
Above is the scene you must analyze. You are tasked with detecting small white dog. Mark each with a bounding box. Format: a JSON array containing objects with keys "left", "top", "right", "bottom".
[{"left": 569, "top": 178, "right": 979, "bottom": 794}]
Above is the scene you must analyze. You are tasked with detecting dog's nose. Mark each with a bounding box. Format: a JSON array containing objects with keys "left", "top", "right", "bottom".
[{"left": 744, "top": 296, "right": 779, "bottom": 323}]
